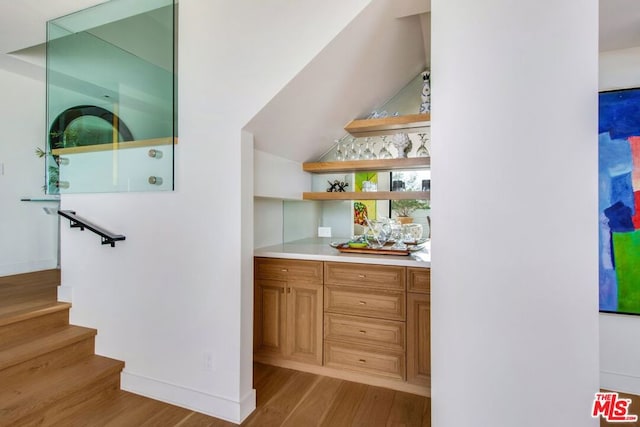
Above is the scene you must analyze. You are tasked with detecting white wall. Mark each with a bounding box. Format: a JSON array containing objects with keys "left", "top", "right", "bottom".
[
  {"left": 254, "top": 149, "right": 310, "bottom": 200},
  {"left": 60, "top": 0, "right": 372, "bottom": 423},
  {"left": 599, "top": 46, "right": 640, "bottom": 395},
  {"left": 431, "top": 1, "right": 599, "bottom": 426},
  {"left": 0, "top": 68, "right": 58, "bottom": 276}
]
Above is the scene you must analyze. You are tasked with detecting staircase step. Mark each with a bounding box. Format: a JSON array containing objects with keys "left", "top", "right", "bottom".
[
  {"left": 0, "top": 270, "right": 60, "bottom": 309},
  {"left": 0, "top": 325, "right": 96, "bottom": 382},
  {"left": 0, "top": 302, "right": 70, "bottom": 346},
  {"left": 0, "top": 355, "right": 124, "bottom": 426}
]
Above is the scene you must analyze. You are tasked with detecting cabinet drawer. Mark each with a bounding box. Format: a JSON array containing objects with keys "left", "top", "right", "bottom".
[
  {"left": 324, "top": 341, "right": 405, "bottom": 381},
  {"left": 324, "top": 285, "right": 405, "bottom": 321},
  {"left": 324, "top": 313, "right": 405, "bottom": 351},
  {"left": 324, "top": 262, "right": 405, "bottom": 290},
  {"left": 408, "top": 267, "right": 430, "bottom": 293},
  {"left": 255, "top": 258, "right": 322, "bottom": 284}
]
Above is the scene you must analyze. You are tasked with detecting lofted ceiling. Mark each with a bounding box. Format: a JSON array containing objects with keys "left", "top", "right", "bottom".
[
  {"left": 600, "top": 0, "right": 640, "bottom": 51},
  {"left": 0, "top": 0, "right": 636, "bottom": 162},
  {"left": 0, "top": 0, "right": 107, "bottom": 79},
  {"left": 245, "top": 0, "right": 428, "bottom": 163}
]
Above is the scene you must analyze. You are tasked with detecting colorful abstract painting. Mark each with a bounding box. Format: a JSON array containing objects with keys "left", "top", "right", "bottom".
[{"left": 600, "top": 88, "right": 640, "bottom": 314}]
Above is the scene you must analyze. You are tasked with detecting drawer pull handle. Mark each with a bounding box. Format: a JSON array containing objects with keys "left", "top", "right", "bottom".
[
  {"left": 359, "top": 330, "right": 367, "bottom": 334},
  {"left": 358, "top": 301, "right": 367, "bottom": 305},
  {"left": 281, "top": 269, "right": 288, "bottom": 272},
  {"left": 358, "top": 359, "right": 366, "bottom": 363},
  {"left": 358, "top": 274, "right": 366, "bottom": 278}
]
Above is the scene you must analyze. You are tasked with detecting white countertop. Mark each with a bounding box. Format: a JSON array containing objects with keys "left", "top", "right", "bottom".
[{"left": 255, "top": 237, "right": 430, "bottom": 268}]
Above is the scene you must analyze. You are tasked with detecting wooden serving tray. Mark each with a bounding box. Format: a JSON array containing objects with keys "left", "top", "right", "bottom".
[{"left": 333, "top": 244, "right": 411, "bottom": 256}]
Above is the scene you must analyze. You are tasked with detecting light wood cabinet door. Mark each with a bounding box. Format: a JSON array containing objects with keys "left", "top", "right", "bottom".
[
  {"left": 255, "top": 258, "right": 323, "bottom": 284},
  {"left": 407, "top": 292, "right": 430, "bottom": 386},
  {"left": 287, "top": 282, "right": 323, "bottom": 365},
  {"left": 255, "top": 279, "right": 287, "bottom": 357},
  {"left": 325, "top": 262, "right": 405, "bottom": 290},
  {"left": 407, "top": 267, "right": 430, "bottom": 293},
  {"left": 254, "top": 259, "right": 323, "bottom": 366},
  {"left": 324, "top": 341, "right": 405, "bottom": 381},
  {"left": 324, "top": 313, "right": 405, "bottom": 352},
  {"left": 324, "top": 285, "right": 406, "bottom": 321}
]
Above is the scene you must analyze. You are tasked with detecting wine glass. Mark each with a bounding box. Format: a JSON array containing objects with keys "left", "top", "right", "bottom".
[
  {"left": 362, "top": 137, "right": 377, "bottom": 160},
  {"left": 378, "top": 136, "right": 392, "bottom": 159},
  {"left": 347, "top": 137, "right": 359, "bottom": 160},
  {"left": 416, "top": 133, "right": 430, "bottom": 157},
  {"left": 334, "top": 139, "right": 344, "bottom": 161}
]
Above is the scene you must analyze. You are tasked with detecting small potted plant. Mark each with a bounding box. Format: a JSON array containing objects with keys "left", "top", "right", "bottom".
[{"left": 391, "top": 199, "right": 430, "bottom": 224}]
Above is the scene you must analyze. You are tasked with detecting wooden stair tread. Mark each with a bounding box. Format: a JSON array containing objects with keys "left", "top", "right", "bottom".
[
  {"left": 0, "top": 302, "right": 70, "bottom": 326},
  {"left": 0, "top": 325, "right": 96, "bottom": 371},
  {"left": 0, "top": 355, "right": 124, "bottom": 426},
  {"left": 0, "top": 269, "right": 60, "bottom": 287}
]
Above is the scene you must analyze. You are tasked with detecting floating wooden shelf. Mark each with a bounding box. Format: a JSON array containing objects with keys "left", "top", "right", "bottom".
[
  {"left": 303, "top": 157, "right": 429, "bottom": 173},
  {"left": 344, "top": 113, "right": 430, "bottom": 137},
  {"left": 303, "top": 191, "right": 429, "bottom": 201},
  {"left": 51, "top": 137, "right": 177, "bottom": 156}
]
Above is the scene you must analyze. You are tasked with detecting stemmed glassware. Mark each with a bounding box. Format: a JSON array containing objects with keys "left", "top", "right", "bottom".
[
  {"left": 347, "top": 137, "right": 359, "bottom": 160},
  {"left": 378, "top": 136, "right": 392, "bottom": 159},
  {"left": 361, "top": 137, "right": 377, "bottom": 160},
  {"left": 416, "top": 133, "right": 430, "bottom": 157},
  {"left": 334, "top": 139, "right": 344, "bottom": 161}
]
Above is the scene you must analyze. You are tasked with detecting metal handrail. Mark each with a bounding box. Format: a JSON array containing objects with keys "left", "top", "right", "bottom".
[{"left": 58, "top": 210, "right": 126, "bottom": 247}]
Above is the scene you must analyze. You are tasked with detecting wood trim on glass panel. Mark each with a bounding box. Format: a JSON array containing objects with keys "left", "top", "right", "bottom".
[{"left": 51, "top": 137, "right": 178, "bottom": 155}]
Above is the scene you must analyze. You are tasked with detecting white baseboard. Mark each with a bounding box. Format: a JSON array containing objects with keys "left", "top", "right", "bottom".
[
  {"left": 121, "top": 370, "right": 256, "bottom": 424},
  {"left": 601, "top": 370, "right": 640, "bottom": 395}
]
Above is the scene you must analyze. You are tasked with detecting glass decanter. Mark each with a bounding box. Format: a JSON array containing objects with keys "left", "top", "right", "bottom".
[{"left": 391, "top": 133, "right": 412, "bottom": 158}]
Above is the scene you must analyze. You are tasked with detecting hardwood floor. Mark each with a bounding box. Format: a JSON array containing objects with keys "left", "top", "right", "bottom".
[
  {"left": 601, "top": 390, "right": 640, "bottom": 427},
  {"left": 57, "top": 362, "right": 430, "bottom": 426}
]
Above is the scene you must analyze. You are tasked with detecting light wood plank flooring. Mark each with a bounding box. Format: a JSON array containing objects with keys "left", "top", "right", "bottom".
[
  {"left": 602, "top": 390, "right": 640, "bottom": 427},
  {"left": 59, "top": 362, "right": 430, "bottom": 426}
]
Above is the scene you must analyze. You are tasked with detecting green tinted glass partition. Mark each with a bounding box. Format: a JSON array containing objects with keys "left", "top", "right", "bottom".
[{"left": 46, "top": 0, "right": 176, "bottom": 193}]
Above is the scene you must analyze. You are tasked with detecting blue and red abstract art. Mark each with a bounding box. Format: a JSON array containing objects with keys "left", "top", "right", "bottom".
[{"left": 600, "top": 88, "right": 640, "bottom": 314}]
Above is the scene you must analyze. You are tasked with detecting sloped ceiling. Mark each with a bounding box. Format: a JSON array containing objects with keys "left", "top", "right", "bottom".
[
  {"left": 0, "top": 0, "right": 107, "bottom": 79},
  {"left": 600, "top": 0, "right": 640, "bottom": 51},
  {"left": 244, "top": 0, "right": 428, "bottom": 163},
  {"left": 0, "top": 0, "right": 636, "bottom": 158}
]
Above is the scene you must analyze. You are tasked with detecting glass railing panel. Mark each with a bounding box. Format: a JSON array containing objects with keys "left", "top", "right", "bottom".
[{"left": 46, "top": 0, "right": 176, "bottom": 194}]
